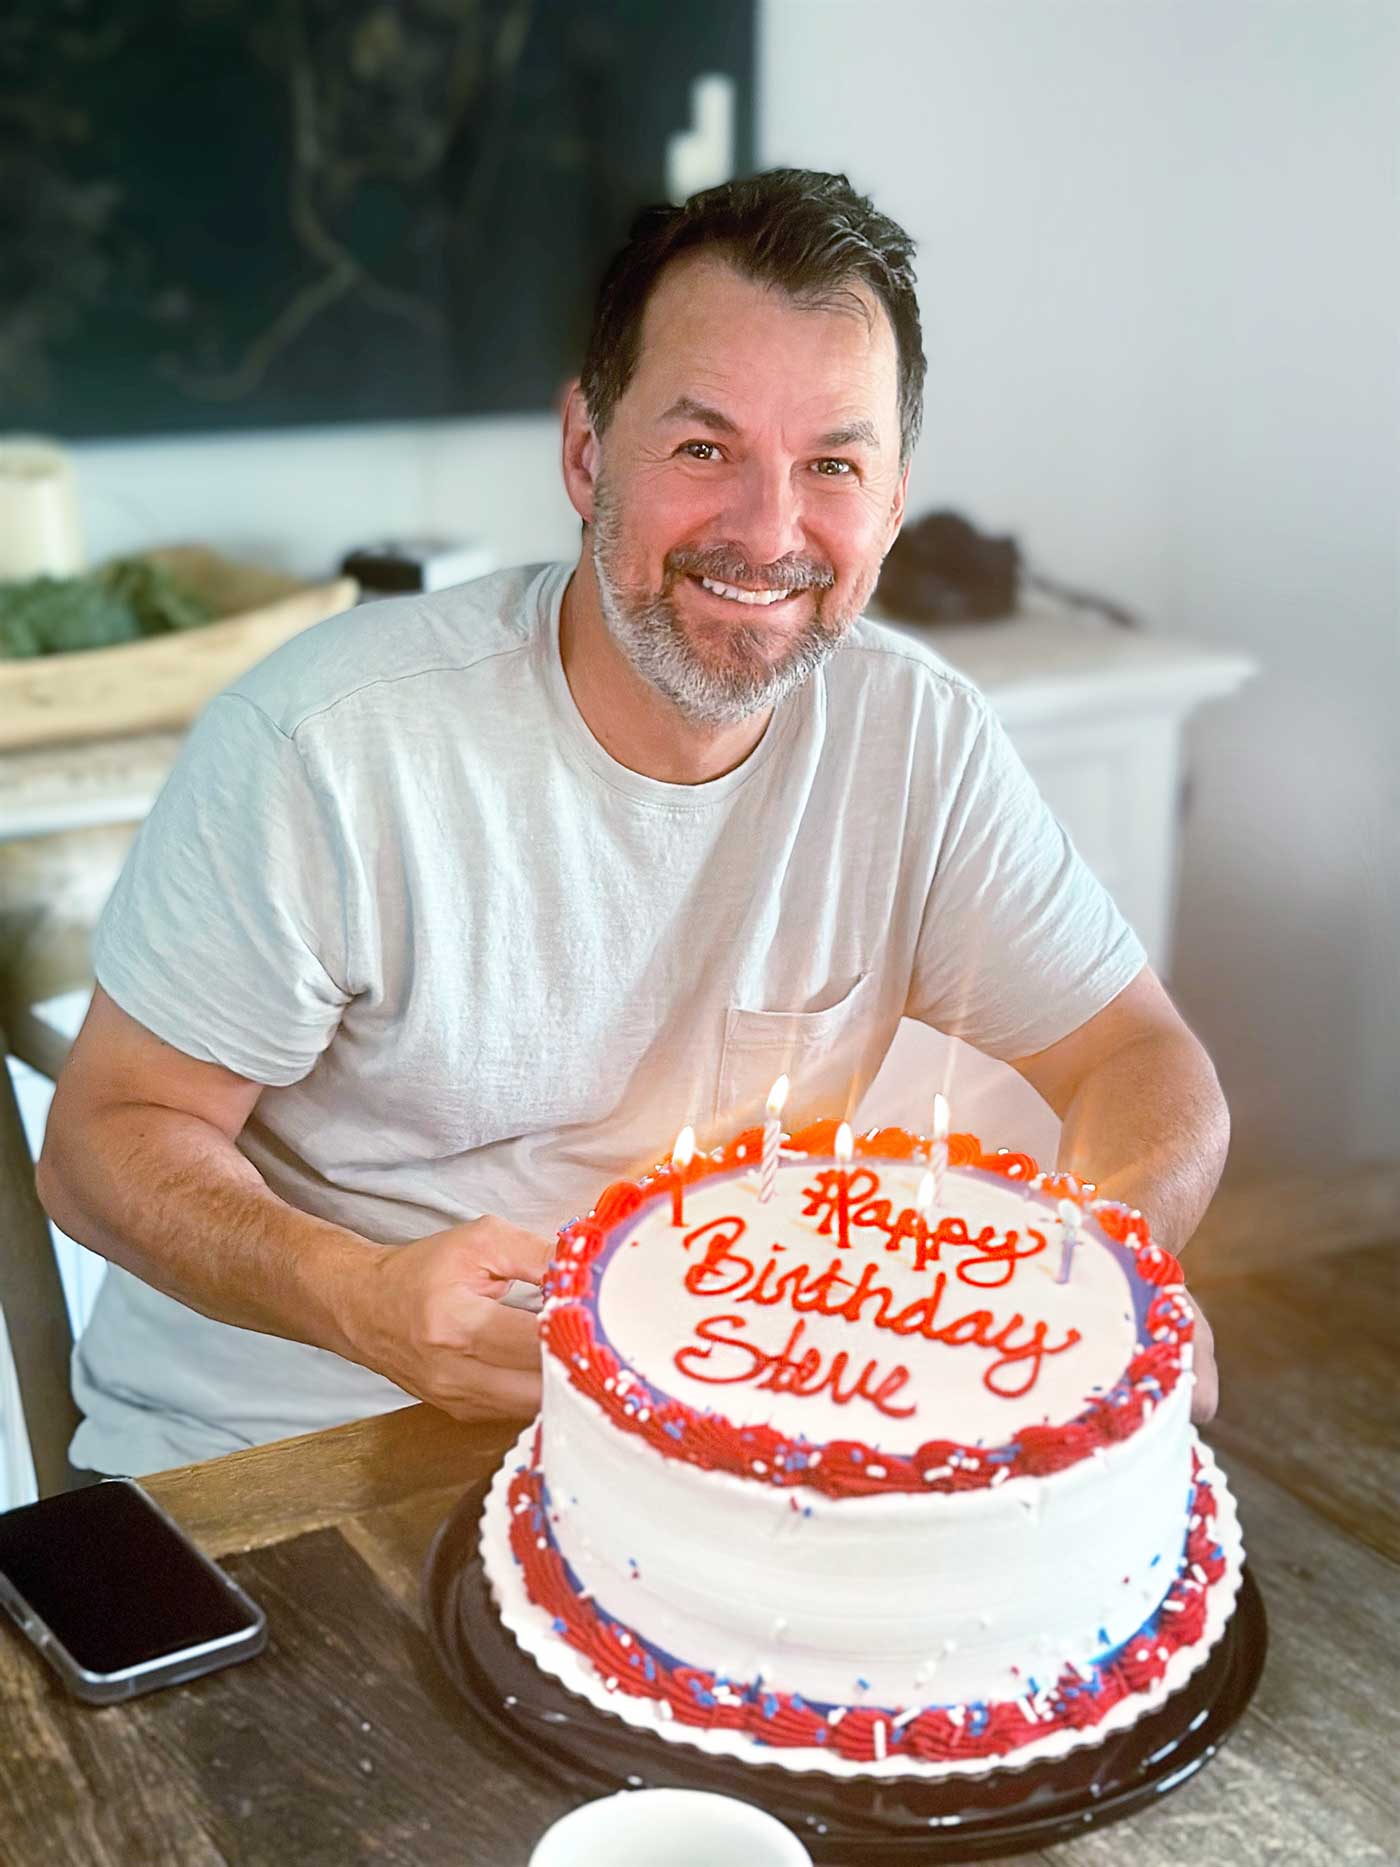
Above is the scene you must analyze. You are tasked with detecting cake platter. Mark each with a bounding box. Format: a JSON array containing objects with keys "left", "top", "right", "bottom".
[{"left": 422, "top": 1471, "right": 1267, "bottom": 1864}]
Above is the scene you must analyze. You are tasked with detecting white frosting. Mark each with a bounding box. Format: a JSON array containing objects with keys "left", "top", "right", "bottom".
[
  {"left": 482, "top": 1427, "right": 1244, "bottom": 1781},
  {"left": 596, "top": 1158, "right": 1139, "bottom": 1449},
  {"left": 538, "top": 1349, "right": 1193, "bottom": 1706}
]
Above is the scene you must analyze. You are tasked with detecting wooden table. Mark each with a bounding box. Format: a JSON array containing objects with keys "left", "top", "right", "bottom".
[{"left": 2, "top": 1227, "right": 1396, "bottom": 1867}]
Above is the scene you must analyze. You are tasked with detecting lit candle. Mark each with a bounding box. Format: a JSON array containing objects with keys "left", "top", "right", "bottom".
[
  {"left": 835, "top": 1121, "right": 853, "bottom": 1248},
  {"left": 1056, "top": 1198, "right": 1081, "bottom": 1285},
  {"left": 670, "top": 1125, "right": 696, "bottom": 1226},
  {"left": 914, "top": 1169, "right": 936, "bottom": 1257},
  {"left": 930, "top": 1093, "right": 950, "bottom": 1207},
  {"left": 760, "top": 1074, "right": 789, "bottom": 1206}
]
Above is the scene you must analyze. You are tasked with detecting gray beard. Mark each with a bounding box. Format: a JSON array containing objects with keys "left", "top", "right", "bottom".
[{"left": 590, "top": 485, "right": 858, "bottom": 730}]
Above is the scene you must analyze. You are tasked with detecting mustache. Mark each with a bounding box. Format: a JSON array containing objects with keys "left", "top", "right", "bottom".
[{"left": 664, "top": 545, "right": 836, "bottom": 592}]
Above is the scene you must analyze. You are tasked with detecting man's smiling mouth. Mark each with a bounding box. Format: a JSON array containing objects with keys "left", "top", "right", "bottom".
[{"left": 694, "top": 575, "right": 803, "bottom": 607}]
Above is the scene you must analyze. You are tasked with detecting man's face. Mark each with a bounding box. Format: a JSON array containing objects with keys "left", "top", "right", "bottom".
[{"left": 584, "top": 254, "right": 908, "bottom": 728}]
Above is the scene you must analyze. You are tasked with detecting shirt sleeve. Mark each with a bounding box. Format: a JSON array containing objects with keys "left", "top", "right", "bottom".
[
  {"left": 92, "top": 693, "right": 353, "bottom": 1085},
  {"left": 907, "top": 699, "right": 1147, "bottom": 1059}
]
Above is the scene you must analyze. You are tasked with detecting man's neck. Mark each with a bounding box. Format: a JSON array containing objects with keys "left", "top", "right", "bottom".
[{"left": 558, "top": 555, "right": 771, "bottom": 786}]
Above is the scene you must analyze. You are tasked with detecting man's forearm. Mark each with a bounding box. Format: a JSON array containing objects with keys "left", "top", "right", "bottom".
[
  {"left": 1054, "top": 1030, "right": 1229, "bottom": 1257},
  {"left": 37, "top": 1104, "right": 387, "bottom": 1363}
]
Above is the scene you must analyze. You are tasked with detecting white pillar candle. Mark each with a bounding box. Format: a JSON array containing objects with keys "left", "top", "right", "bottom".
[
  {"left": 759, "top": 1074, "right": 789, "bottom": 1205},
  {"left": 0, "top": 437, "right": 84, "bottom": 580}
]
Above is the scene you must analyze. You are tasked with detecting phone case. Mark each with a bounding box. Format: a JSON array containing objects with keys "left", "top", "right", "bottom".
[{"left": 0, "top": 1481, "right": 267, "bottom": 1704}]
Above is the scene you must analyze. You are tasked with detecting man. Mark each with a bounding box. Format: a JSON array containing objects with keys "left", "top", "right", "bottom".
[{"left": 39, "top": 170, "right": 1226, "bottom": 1475}]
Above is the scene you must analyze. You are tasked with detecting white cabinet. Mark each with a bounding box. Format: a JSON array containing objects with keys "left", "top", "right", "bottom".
[{"left": 859, "top": 604, "right": 1254, "bottom": 1148}]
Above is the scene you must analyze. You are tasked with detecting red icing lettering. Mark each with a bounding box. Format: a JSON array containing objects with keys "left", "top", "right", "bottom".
[
  {"left": 666, "top": 1169, "right": 1079, "bottom": 1405},
  {"left": 911, "top": 1215, "right": 1046, "bottom": 1285},
  {"left": 681, "top": 1217, "right": 753, "bottom": 1297},
  {"left": 674, "top": 1314, "right": 915, "bottom": 1421},
  {"left": 802, "top": 1167, "right": 879, "bottom": 1235}
]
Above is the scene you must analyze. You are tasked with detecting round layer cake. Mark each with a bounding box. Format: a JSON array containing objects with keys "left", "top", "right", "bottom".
[{"left": 480, "top": 1120, "right": 1243, "bottom": 1777}]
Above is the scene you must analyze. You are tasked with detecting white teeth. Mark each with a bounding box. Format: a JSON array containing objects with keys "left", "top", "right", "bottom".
[{"left": 699, "top": 576, "right": 794, "bottom": 606}]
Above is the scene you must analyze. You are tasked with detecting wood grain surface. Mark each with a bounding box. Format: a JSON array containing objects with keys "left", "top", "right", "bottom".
[
  {"left": 1, "top": 1233, "right": 1395, "bottom": 1867},
  {"left": 143, "top": 1407, "right": 519, "bottom": 1560}
]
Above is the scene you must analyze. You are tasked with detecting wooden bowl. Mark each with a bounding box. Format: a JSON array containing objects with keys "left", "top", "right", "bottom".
[{"left": 0, "top": 545, "right": 358, "bottom": 751}]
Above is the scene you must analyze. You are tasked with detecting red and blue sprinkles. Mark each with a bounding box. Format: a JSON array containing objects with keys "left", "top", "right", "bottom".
[{"left": 507, "top": 1441, "right": 1227, "bottom": 1765}]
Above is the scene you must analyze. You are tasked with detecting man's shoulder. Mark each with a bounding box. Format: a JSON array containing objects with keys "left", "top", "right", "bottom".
[
  {"left": 228, "top": 562, "right": 562, "bottom": 737},
  {"left": 832, "top": 614, "right": 988, "bottom": 716}
]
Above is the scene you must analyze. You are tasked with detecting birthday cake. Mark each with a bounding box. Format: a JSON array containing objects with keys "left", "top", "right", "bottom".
[{"left": 479, "top": 1119, "right": 1243, "bottom": 1777}]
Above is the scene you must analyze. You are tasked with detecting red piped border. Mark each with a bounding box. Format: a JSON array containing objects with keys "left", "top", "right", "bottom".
[
  {"left": 542, "top": 1123, "right": 1190, "bottom": 1500},
  {"left": 506, "top": 1441, "right": 1226, "bottom": 1767}
]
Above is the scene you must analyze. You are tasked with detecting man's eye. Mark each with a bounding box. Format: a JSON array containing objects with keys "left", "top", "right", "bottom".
[
  {"left": 679, "top": 440, "right": 721, "bottom": 461},
  {"left": 813, "top": 458, "right": 854, "bottom": 477}
]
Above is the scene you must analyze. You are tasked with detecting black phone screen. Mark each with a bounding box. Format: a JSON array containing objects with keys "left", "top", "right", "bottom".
[{"left": 0, "top": 1480, "right": 258, "bottom": 1673}]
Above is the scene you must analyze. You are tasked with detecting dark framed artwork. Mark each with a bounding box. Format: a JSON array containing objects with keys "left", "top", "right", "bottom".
[{"left": 0, "top": 0, "right": 756, "bottom": 439}]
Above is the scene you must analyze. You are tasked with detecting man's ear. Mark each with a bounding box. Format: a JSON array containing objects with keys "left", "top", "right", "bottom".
[
  {"left": 561, "top": 381, "right": 601, "bottom": 525},
  {"left": 885, "top": 458, "right": 911, "bottom": 555}
]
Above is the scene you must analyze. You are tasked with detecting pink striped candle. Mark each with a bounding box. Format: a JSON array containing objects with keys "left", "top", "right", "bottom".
[{"left": 759, "top": 1074, "right": 789, "bottom": 1205}]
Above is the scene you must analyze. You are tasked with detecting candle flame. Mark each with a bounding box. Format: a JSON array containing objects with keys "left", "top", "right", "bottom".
[
  {"left": 834, "top": 1121, "right": 853, "bottom": 1165},
  {"left": 671, "top": 1125, "right": 696, "bottom": 1170},
  {"left": 1057, "top": 1198, "right": 1081, "bottom": 1232},
  {"left": 766, "top": 1073, "right": 790, "bottom": 1118},
  {"left": 932, "top": 1092, "right": 949, "bottom": 1143},
  {"left": 915, "top": 1170, "right": 936, "bottom": 1219}
]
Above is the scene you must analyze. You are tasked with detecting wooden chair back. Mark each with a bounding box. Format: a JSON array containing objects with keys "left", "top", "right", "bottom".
[{"left": 0, "top": 1024, "right": 83, "bottom": 1496}]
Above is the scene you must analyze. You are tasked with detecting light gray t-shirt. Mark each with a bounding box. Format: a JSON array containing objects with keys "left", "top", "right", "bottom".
[{"left": 72, "top": 562, "right": 1144, "bottom": 1473}]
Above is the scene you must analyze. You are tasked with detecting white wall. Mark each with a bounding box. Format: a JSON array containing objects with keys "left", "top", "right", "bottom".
[
  {"left": 75, "top": 413, "right": 579, "bottom": 580},
  {"left": 762, "top": 0, "right": 1399, "bottom": 1179},
  {"left": 62, "top": 0, "right": 1398, "bottom": 1182}
]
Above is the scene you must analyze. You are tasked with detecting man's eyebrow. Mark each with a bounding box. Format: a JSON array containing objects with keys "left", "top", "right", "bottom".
[
  {"left": 657, "top": 395, "right": 737, "bottom": 434},
  {"left": 817, "top": 418, "right": 881, "bottom": 450},
  {"left": 656, "top": 399, "right": 882, "bottom": 451}
]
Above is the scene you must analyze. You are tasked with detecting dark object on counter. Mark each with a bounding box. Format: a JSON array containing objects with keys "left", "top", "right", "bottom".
[
  {"left": 879, "top": 509, "right": 1021, "bottom": 622},
  {"left": 878, "top": 509, "right": 1139, "bottom": 629},
  {"left": 0, "top": 558, "right": 212, "bottom": 659},
  {"left": 340, "top": 538, "right": 492, "bottom": 598}
]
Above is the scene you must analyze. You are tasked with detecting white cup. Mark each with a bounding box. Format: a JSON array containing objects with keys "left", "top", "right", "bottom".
[{"left": 527, "top": 1788, "right": 813, "bottom": 1867}]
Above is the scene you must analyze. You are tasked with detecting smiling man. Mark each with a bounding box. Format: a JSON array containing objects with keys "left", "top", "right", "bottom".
[
  {"left": 564, "top": 245, "right": 908, "bottom": 775},
  {"left": 40, "top": 171, "right": 1227, "bottom": 1475}
]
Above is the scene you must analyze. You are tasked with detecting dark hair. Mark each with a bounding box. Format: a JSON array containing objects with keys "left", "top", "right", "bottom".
[{"left": 580, "top": 168, "right": 925, "bottom": 464}]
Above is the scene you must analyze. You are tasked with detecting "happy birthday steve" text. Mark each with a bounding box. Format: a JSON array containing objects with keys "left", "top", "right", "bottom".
[{"left": 670, "top": 1169, "right": 1082, "bottom": 1417}]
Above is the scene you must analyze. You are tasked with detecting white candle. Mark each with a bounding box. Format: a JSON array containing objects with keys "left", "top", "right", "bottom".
[
  {"left": 834, "top": 1121, "right": 853, "bottom": 1247},
  {"left": 1056, "top": 1198, "right": 1081, "bottom": 1285},
  {"left": 670, "top": 1125, "right": 696, "bottom": 1226},
  {"left": 929, "top": 1092, "right": 950, "bottom": 1206},
  {"left": 0, "top": 437, "right": 84, "bottom": 580},
  {"left": 759, "top": 1073, "right": 789, "bottom": 1205},
  {"left": 914, "top": 1168, "right": 936, "bottom": 1257},
  {"left": 915, "top": 1169, "right": 936, "bottom": 1225}
]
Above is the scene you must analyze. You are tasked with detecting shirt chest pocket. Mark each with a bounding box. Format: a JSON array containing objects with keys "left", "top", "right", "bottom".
[{"left": 714, "top": 970, "right": 891, "bottom": 1128}]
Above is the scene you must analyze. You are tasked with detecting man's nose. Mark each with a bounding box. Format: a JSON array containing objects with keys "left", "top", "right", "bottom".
[{"left": 721, "top": 461, "right": 806, "bottom": 574}]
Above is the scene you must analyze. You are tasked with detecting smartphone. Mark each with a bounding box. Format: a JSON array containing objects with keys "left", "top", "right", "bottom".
[{"left": 0, "top": 1477, "right": 266, "bottom": 1703}]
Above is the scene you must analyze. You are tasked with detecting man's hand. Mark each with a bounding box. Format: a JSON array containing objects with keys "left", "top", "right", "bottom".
[
  {"left": 343, "top": 1217, "right": 555, "bottom": 1422},
  {"left": 1186, "top": 1289, "right": 1218, "bottom": 1424}
]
